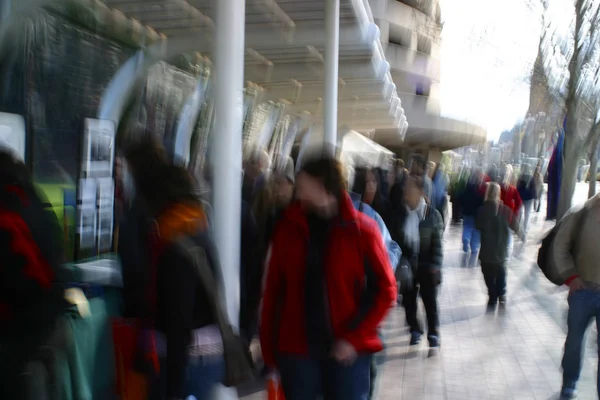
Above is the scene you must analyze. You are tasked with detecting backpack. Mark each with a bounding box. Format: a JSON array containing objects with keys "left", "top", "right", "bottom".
[{"left": 537, "top": 207, "right": 587, "bottom": 285}]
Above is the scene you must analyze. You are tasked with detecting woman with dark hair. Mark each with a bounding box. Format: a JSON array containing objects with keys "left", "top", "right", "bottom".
[
  {"left": 121, "top": 140, "right": 226, "bottom": 400},
  {"left": 0, "top": 149, "right": 67, "bottom": 399},
  {"left": 261, "top": 155, "right": 396, "bottom": 400},
  {"left": 353, "top": 167, "right": 392, "bottom": 229}
]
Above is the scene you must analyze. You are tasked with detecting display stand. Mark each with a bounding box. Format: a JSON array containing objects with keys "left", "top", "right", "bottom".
[{"left": 76, "top": 118, "right": 116, "bottom": 260}]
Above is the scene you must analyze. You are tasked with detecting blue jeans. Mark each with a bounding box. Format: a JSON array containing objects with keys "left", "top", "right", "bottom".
[
  {"left": 185, "top": 354, "right": 225, "bottom": 400},
  {"left": 155, "top": 354, "right": 225, "bottom": 400},
  {"left": 562, "top": 289, "right": 600, "bottom": 397},
  {"left": 277, "top": 354, "right": 372, "bottom": 400},
  {"left": 462, "top": 216, "right": 481, "bottom": 253}
]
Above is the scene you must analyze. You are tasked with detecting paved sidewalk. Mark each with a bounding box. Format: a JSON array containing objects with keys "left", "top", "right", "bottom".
[
  {"left": 240, "top": 199, "right": 598, "bottom": 399},
  {"left": 376, "top": 220, "right": 597, "bottom": 400}
]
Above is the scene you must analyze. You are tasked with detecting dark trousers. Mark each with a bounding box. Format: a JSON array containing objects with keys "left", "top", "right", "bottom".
[
  {"left": 277, "top": 354, "right": 372, "bottom": 400},
  {"left": 481, "top": 263, "right": 507, "bottom": 301},
  {"left": 452, "top": 200, "right": 462, "bottom": 222},
  {"left": 402, "top": 272, "right": 439, "bottom": 337},
  {"left": 562, "top": 289, "right": 600, "bottom": 397}
]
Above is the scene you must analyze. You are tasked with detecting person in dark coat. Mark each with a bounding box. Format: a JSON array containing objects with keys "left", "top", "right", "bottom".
[
  {"left": 123, "top": 140, "right": 225, "bottom": 400},
  {"left": 475, "top": 183, "right": 524, "bottom": 309},
  {"left": 394, "top": 175, "right": 444, "bottom": 349},
  {"left": 0, "top": 149, "right": 67, "bottom": 400},
  {"left": 460, "top": 169, "right": 486, "bottom": 267},
  {"left": 516, "top": 165, "right": 537, "bottom": 234}
]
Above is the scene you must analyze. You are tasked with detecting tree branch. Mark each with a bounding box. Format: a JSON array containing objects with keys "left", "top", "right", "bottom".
[{"left": 582, "top": 0, "right": 600, "bottom": 66}]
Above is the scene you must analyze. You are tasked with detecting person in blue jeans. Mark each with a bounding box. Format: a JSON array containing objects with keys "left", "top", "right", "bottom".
[
  {"left": 554, "top": 196, "right": 600, "bottom": 399},
  {"left": 349, "top": 188, "right": 402, "bottom": 400},
  {"left": 260, "top": 157, "right": 397, "bottom": 400},
  {"left": 460, "top": 169, "right": 485, "bottom": 267}
]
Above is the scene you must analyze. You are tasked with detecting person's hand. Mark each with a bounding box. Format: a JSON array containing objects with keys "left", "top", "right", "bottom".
[
  {"left": 569, "top": 277, "right": 586, "bottom": 294},
  {"left": 430, "top": 269, "right": 441, "bottom": 285},
  {"left": 331, "top": 339, "right": 357, "bottom": 366}
]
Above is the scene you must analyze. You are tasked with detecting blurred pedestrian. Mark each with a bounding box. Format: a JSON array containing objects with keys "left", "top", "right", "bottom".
[
  {"left": 475, "top": 183, "right": 523, "bottom": 310},
  {"left": 0, "top": 149, "right": 68, "bottom": 400},
  {"left": 395, "top": 175, "right": 444, "bottom": 349},
  {"left": 260, "top": 155, "right": 396, "bottom": 400}
]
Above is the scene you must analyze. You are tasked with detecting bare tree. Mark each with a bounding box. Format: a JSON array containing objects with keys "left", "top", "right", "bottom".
[
  {"left": 587, "top": 121, "right": 600, "bottom": 198},
  {"left": 557, "top": 0, "right": 600, "bottom": 218}
]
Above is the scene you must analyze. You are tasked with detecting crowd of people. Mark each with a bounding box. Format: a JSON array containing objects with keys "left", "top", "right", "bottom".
[{"left": 1, "top": 142, "right": 599, "bottom": 400}]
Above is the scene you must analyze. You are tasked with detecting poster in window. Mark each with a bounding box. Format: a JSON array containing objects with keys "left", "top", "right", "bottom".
[
  {"left": 77, "top": 178, "right": 97, "bottom": 250},
  {"left": 96, "top": 177, "right": 114, "bottom": 252},
  {"left": 82, "top": 119, "right": 116, "bottom": 178}
]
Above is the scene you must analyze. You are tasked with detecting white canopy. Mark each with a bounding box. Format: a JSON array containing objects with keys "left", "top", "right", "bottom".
[{"left": 341, "top": 129, "right": 394, "bottom": 168}]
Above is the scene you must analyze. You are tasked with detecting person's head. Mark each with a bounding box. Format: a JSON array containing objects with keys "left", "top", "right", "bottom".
[
  {"left": 410, "top": 154, "right": 427, "bottom": 176},
  {"left": 404, "top": 174, "right": 425, "bottom": 210},
  {"left": 502, "top": 164, "right": 513, "bottom": 186},
  {"left": 244, "top": 149, "right": 270, "bottom": 179},
  {"left": 470, "top": 168, "right": 483, "bottom": 183},
  {"left": 427, "top": 161, "right": 436, "bottom": 178},
  {"left": 125, "top": 139, "right": 199, "bottom": 216},
  {"left": 272, "top": 157, "right": 295, "bottom": 207},
  {"left": 365, "top": 168, "right": 381, "bottom": 198},
  {"left": 396, "top": 158, "right": 405, "bottom": 171},
  {"left": 296, "top": 156, "right": 345, "bottom": 217},
  {"left": 485, "top": 182, "right": 501, "bottom": 202}
]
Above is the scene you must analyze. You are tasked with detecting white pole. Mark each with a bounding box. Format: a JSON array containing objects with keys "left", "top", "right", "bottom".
[
  {"left": 211, "top": 0, "right": 244, "bottom": 397},
  {"left": 324, "top": 0, "right": 340, "bottom": 155}
]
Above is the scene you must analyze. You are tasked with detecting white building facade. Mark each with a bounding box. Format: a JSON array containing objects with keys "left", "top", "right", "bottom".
[{"left": 369, "top": 0, "right": 487, "bottom": 160}]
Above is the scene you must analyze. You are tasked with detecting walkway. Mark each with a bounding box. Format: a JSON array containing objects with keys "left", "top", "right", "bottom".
[{"left": 240, "top": 185, "right": 599, "bottom": 399}]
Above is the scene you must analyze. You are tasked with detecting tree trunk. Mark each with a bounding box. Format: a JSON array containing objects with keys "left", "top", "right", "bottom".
[
  {"left": 589, "top": 145, "right": 598, "bottom": 198},
  {"left": 557, "top": 0, "right": 587, "bottom": 219},
  {"left": 588, "top": 125, "right": 600, "bottom": 198},
  {"left": 558, "top": 137, "right": 582, "bottom": 218}
]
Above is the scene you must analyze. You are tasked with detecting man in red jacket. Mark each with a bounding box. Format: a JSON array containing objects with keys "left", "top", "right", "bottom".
[{"left": 260, "top": 156, "right": 397, "bottom": 400}]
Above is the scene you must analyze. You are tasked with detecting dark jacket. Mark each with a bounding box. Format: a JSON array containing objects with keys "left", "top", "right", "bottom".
[
  {"left": 260, "top": 193, "right": 397, "bottom": 367},
  {"left": 391, "top": 204, "right": 444, "bottom": 274},
  {"left": 155, "top": 228, "right": 220, "bottom": 398},
  {"left": 0, "top": 184, "right": 67, "bottom": 397},
  {"left": 475, "top": 201, "right": 520, "bottom": 264},
  {"left": 239, "top": 201, "right": 261, "bottom": 341},
  {"left": 461, "top": 182, "right": 485, "bottom": 217},
  {"left": 118, "top": 196, "right": 151, "bottom": 318},
  {"left": 517, "top": 175, "right": 537, "bottom": 202},
  {"left": 0, "top": 184, "right": 65, "bottom": 333}
]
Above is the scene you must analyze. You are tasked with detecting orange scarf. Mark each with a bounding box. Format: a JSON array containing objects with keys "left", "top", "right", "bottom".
[{"left": 155, "top": 203, "right": 207, "bottom": 242}]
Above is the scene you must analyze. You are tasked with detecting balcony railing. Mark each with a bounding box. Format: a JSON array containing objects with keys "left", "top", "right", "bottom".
[{"left": 383, "top": 42, "right": 441, "bottom": 81}]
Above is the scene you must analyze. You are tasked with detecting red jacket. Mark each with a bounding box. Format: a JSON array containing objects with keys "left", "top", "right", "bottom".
[
  {"left": 260, "top": 193, "right": 397, "bottom": 367},
  {"left": 501, "top": 184, "right": 522, "bottom": 215}
]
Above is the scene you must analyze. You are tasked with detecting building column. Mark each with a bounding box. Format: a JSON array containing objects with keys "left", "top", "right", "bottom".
[
  {"left": 324, "top": 0, "right": 340, "bottom": 154},
  {"left": 211, "top": 0, "right": 245, "bottom": 398}
]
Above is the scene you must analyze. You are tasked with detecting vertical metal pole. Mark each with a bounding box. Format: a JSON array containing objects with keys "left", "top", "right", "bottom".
[
  {"left": 324, "top": 0, "right": 340, "bottom": 155},
  {"left": 1, "top": 0, "right": 10, "bottom": 23},
  {"left": 211, "top": 0, "right": 244, "bottom": 398}
]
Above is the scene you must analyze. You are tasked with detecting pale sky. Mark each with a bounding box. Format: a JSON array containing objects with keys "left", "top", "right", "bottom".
[{"left": 438, "top": 0, "right": 544, "bottom": 141}]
